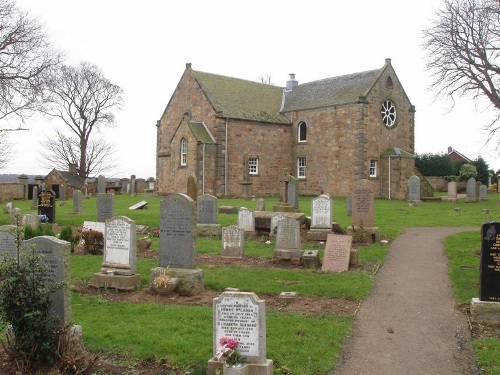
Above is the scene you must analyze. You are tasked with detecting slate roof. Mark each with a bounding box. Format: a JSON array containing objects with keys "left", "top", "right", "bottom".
[
  {"left": 55, "top": 170, "right": 84, "bottom": 188},
  {"left": 281, "top": 69, "right": 381, "bottom": 112},
  {"left": 192, "top": 70, "right": 289, "bottom": 124}
]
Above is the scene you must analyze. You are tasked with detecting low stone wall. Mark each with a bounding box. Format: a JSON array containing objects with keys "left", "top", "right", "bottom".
[{"left": 0, "top": 183, "right": 25, "bottom": 202}]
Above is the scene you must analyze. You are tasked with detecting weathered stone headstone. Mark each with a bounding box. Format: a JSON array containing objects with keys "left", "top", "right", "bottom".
[
  {"left": 238, "top": 207, "right": 255, "bottom": 232},
  {"left": 31, "top": 185, "right": 38, "bottom": 210},
  {"left": 187, "top": 174, "right": 198, "bottom": 201},
  {"left": 120, "top": 178, "right": 129, "bottom": 194},
  {"left": 159, "top": 193, "right": 196, "bottom": 269},
  {"left": 197, "top": 194, "right": 218, "bottom": 224},
  {"left": 310, "top": 195, "right": 332, "bottom": 230},
  {"left": 9, "top": 208, "right": 22, "bottom": 225},
  {"left": 5, "top": 201, "right": 13, "bottom": 213},
  {"left": 408, "top": 175, "right": 421, "bottom": 202},
  {"left": 273, "top": 216, "right": 302, "bottom": 259},
  {"left": 97, "top": 175, "right": 106, "bottom": 194},
  {"left": 221, "top": 226, "right": 245, "bottom": 258},
  {"left": 479, "top": 185, "right": 488, "bottom": 201},
  {"left": 73, "top": 190, "right": 83, "bottom": 213},
  {"left": 465, "top": 177, "right": 478, "bottom": 203},
  {"left": 476, "top": 181, "right": 481, "bottom": 198},
  {"left": 256, "top": 198, "right": 266, "bottom": 212},
  {"left": 351, "top": 179, "right": 375, "bottom": 227},
  {"left": 479, "top": 222, "right": 500, "bottom": 301},
  {"left": 130, "top": 174, "right": 136, "bottom": 196},
  {"left": 101, "top": 216, "right": 137, "bottom": 275},
  {"left": 447, "top": 181, "right": 458, "bottom": 203},
  {"left": 322, "top": 234, "right": 353, "bottom": 272},
  {"left": 272, "top": 169, "right": 294, "bottom": 212},
  {"left": 287, "top": 175, "right": 299, "bottom": 211},
  {"left": 208, "top": 291, "right": 273, "bottom": 374},
  {"left": 37, "top": 190, "right": 56, "bottom": 223},
  {"left": 97, "top": 193, "right": 114, "bottom": 223},
  {"left": 23, "top": 236, "right": 71, "bottom": 324},
  {"left": 0, "top": 225, "right": 17, "bottom": 259},
  {"left": 346, "top": 196, "right": 352, "bottom": 217},
  {"left": 129, "top": 200, "right": 148, "bottom": 210},
  {"left": 22, "top": 213, "right": 40, "bottom": 229},
  {"left": 270, "top": 213, "right": 286, "bottom": 237},
  {"left": 59, "top": 183, "right": 66, "bottom": 205}
]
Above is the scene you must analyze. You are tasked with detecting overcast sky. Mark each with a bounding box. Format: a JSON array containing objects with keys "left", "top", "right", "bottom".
[{"left": 3, "top": 0, "right": 498, "bottom": 178}]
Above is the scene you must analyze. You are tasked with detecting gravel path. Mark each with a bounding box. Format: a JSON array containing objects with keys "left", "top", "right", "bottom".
[{"left": 332, "top": 227, "right": 480, "bottom": 375}]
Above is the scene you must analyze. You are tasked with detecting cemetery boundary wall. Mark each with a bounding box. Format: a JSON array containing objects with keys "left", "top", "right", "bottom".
[{"left": 0, "top": 183, "right": 25, "bottom": 202}]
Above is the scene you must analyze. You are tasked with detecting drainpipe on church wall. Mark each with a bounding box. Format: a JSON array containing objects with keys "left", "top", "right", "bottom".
[
  {"left": 202, "top": 143, "right": 205, "bottom": 195},
  {"left": 388, "top": 155, "right": 392, "bottom": 200},
  {"left": 225, "top": 118, "right": 228, "bottom": 196}
]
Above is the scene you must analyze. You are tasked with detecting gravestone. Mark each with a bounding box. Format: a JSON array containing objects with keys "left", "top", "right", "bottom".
[
  {"left": 346, "top": 196, "right": 352, "bottom": 217},
  {"left": 82, "top": 183, "right": 88, "bottom": 198},
  {"left": 351, "top": 179, "right": 375, "bottom": 227},
  {"left": 322, "top": 234, "right": 353, "bottom": 272},
  {"left": 465, "top": 177, "right": 478, "bottom": 203},
  {"left": 256, "top": 198, "right": 266, "bottom": 212},
  {"left": 272, "top": 168, "right": 294, "bottom": 212},
  {"left": 208, "top": 291, "right": 273, "bottom": 375},
  {"left": 287, "top": 175, "right": 299, "bottom": 211},
  {"left": 273, "top": 216, "right": 302, "bottom": 259},
  {"left": 22, "top": 213, "right": 39, "bottom": 229},
  {"left": 187, "top": 174, "right": 198, "bottom": 201},
  {"left": 9, "top": 208, "right": 22, "bottom": 225},
  {"left": 5, "top": 201, "right": 13, "bottom": 214},
  {"left": 476, "top": 181, "right": 481, "bottom": 198},
  {"left": 408, "top": 175, "right": 421, "bottom": 202},
  {"left": 23, "top": 236, "right": 71, "bottom": 324},
  {"left": 129, "top": 200, "right": 148, "bottom": 210},
  {"left": 59, "top": 183, "right": 66, "bottom": 205},
  {"left": 31, "top": 185, "right": 38, "bottom": 210},
  {"left": 479, "top": 185, "right": 488, "bottom": 201},
  {"left": 130, "top": 175, "right": 136, "bottom": 196},
  {"left": 270, "top": 213, "right": 286, "bottom": 238},
  {"left": 97, "top": 193, "right": 114, "bottom": 223},
  {"left": 471, "top": 222, "right": 500, "bottom": 323},
  {"left": 37, "top": 190, "right": 56, "bottom": 223},
  {"left": 120, "top": 178, "right": 129, "bottom": 194},
  {"left": 221, "top": 226, "right": 245, "bottom": 258},
  {"left": 238, "top": 207, "right": 255, "bottom": 232},
  {"left": 197, "top": 194, "right": 218, "bottom": 224},
  {"left": 93, "top": 216, "right": 140, "bottom": 291},
  {"left": 0, "top": 225, "right": 17, "bottom": 259},
  {"left": 97, "top": 175, "right": 106, "bottom": 194},
  {"left": 310, "top": 195, "right": 332, "bottom": 230},
  {"left": 83, "top": 221, "right": 106, "bottom": 234},
  {"left": 73, "top": 190, "right": 83, "bottom": 213},
  {"left": 159, "top": 193, "right": 196, "bottom": 269},
  {"left": 447, "top": 181, "right": 458, "bottom": 203}
]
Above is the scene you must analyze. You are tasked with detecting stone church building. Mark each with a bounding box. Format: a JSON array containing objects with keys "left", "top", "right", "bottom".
[{"left": 156, "top": 59, "right": 416, "bottom": 199}]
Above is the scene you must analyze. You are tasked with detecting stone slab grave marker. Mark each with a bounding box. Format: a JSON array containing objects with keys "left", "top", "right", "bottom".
[
  {"left": 310, "top": 194, "right": 332, "bottom": 230},
  {"left": 129, "top": 200, "right": 148, "bottom": 210},
  {"left": 31, "top": 185, "right": 38, "bottom": 210},
  {"left": 470, "top": 222, "right": 500, "bottom": 324},
  {"left": 73, "top": 190, "right": 83, "bottom": 213},
  {"left": 238, "top": 207, "right": 255, "bottom": 232},
  {"left": 187, "top": 174, "right": 198, "bottom": 201},
  {"left": 130, "top": 175, "right": 136, "bottom": 196},
  {"left": 159, "top": 193, "right": 196, "bottom": 269},
  {"left": 97, "top": 193, "right": 114, "bottom": 222},
  {"left": 322, "top": 234, "right": 353, "bottom": 272},
  {"left": 270, "top": 213, "right": 286, "bottom": 238},
  {"left": 221, "top": 225, "right": 245, "bottom": 258},
  {"left": 38, "top": 190, "right": 56, "bottom": 223},
  {"left": 59, "top": 183, "right": 66, "bottom": 205},
  {"left": 23, "top": 236, "right": 71, "bottom": 324},
  {"left": 97, "top": 175, "right": 106, "bottom": 194},
  {"left": 351, "top": 179, "right": 374, "bottom": 227},
  {"left": 287, "top": 175, "right": 299, "bottom": 211},
  {"left": 408, "top": 175, "right": 421, "bottom": 202},
  {"left": 447, "top": 181, "right": 458, "bottom": 203},
  {"left": 0, "top": 225, "right": 17, "bottom": 259},
  {"left": 256, "top": 198, "right": 265, "bottom": 212},
  {"left": 197, "top": 194, "right": 218, "bottom": 224},
  {"left": 273, "top": 216, "right": 302, "bottom": 259},
  {"left": 465, "top": 177, "right": 478, "bottom": 203},
  {"left": 22, "top": 213, "right": 40, "bottom": 229},
  {"left": 479, "top": 184, "right": 488, "bottom": 201},
  {"left": 93, "top": 216, "right": 140, "bottom": 291},
  {"left": 207, "top": 291, "right": 273, "bottom": 375}
]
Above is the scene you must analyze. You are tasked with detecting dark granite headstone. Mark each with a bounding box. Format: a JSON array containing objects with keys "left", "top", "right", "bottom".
[
  {"left": 159, "top": 193, "right": 196, "bottom": 269},
  {"left": 97, "top": 193, "right": 114, "bottom": 223},
  {"left": 37, "top": 190, "right": 56, "bottom": 223},
  {"left": 480, "top": 222, "right": 500, "bottom": 301}
]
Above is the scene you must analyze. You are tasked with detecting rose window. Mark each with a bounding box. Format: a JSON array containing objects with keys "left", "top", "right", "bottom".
[{"left": 381, "top": 100, "right": 397, "bottom": 128}]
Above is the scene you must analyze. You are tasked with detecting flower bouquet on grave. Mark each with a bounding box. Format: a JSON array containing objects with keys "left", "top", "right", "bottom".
[
  {"left": 39, "top": 214, "right": 49, "bottom": 223},
  {"left": 215, "top": 337, "right": 245, "bottom": 367}
]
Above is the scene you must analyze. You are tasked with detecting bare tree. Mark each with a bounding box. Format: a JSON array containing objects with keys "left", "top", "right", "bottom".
[
  {"left": 43, "top": 61, "right": 123, "bottom": 179},
  {"left": 40, "top": 129, "right": 117, "bottom": 178},
  {"left": 422, "top": 0, "right": 500, "bottom": 144},
  {"left": 258, "top": 74, "right": 276, "bottom": 85},
  {"left": 0, "top": 131, "right": 12, "bottom": 169},
  {"left": 0, "top": 0, "right": 61, "bottom": 121}
]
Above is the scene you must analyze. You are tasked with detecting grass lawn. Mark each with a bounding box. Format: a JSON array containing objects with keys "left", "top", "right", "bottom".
[{"left": 1, "top": 192, "right": 500, "bottom": 373}]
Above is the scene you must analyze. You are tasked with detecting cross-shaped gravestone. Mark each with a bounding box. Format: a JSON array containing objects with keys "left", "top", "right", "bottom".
[{"left": 278, "top": 168, "right": 291, "bottom": 204}]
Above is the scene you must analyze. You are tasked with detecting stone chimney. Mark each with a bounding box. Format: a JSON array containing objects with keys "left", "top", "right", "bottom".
[
  {"left": 69, "top": 163, "right": 77, "bottom": 175},
  {"left": 286, "top": 73, "right": 298, "bottom": 92},
  {"left": 448, "top": 146, "right": 453, "bottom": 154}
]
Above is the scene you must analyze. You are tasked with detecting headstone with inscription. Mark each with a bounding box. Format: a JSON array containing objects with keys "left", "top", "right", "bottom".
[
  {"left": 408, "top": 175, "right": 421, "bottom": 202},
  {"left": 197, "top": 194, "right": 218, "bottom": 224},
  {"left": 256, "top": 198, "right": 266, "bottom": 212},
  {"left": 310, "top": 195, "right": 332, "bottom": 230},
  {"left": 97, "top": 175, "right": 106, "bottom": 194},
  {"left": 238, "top": 207, "right": 255, "bottom": 232},
  {"left": 465, "top": 177, "right": 478, "bottom": 203},
  {"left": 221, "top": 226, "right": 245, "bottom": 258},
  {"left": 73, "top": 190, "right": 83, "bottom": 213},
  {"left": 97, "top": 193, "right": 114, "bottom": 223},
  {"left": 322, "top": 234, "right": 353, "bottom": 272},
  {"left": 287, "top": 175, "right": 299, "bottom": 211},
  {"left": 159, "top": 193, "right": 196, "bottom": 269},
  {"left": 270, "top": 213, "right": 286, "bottom": 238},
  {"left": 479, "top": 185, "right": 488, "bottom": 201},
  {"left": 23, "top": 236, "right": 71, "bottom": 324},
  {"left": 37, "top": 190, "right": 56, "bottom": 223},
  {"left": 470, "top": 222, "right": 500, "bottom": 324},
  {"left": 273, "top": 216, "right": 302, "bottom": 259},
  {"left": 447, "top": 181, "right": 458, "bottom": 203},
  {"left": 351, "top": 179, "right": 375, "bottom": 227},
  {"left": 0, "top": 225, "right": 17, "bottom": 259},
  {"left": 208, "top": 291, "right": 273, "bottom": 375}
]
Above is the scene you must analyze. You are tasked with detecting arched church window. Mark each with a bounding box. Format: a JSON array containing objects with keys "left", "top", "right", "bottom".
[
  {"left": 298, "top": 121, "right": 307, "bottom": 142},
  {"left": 381, "top": 100, "right": 397, "bottom": 128},
  {"left": 180, "top": 138, "right": 187, "bottom": 166}
]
